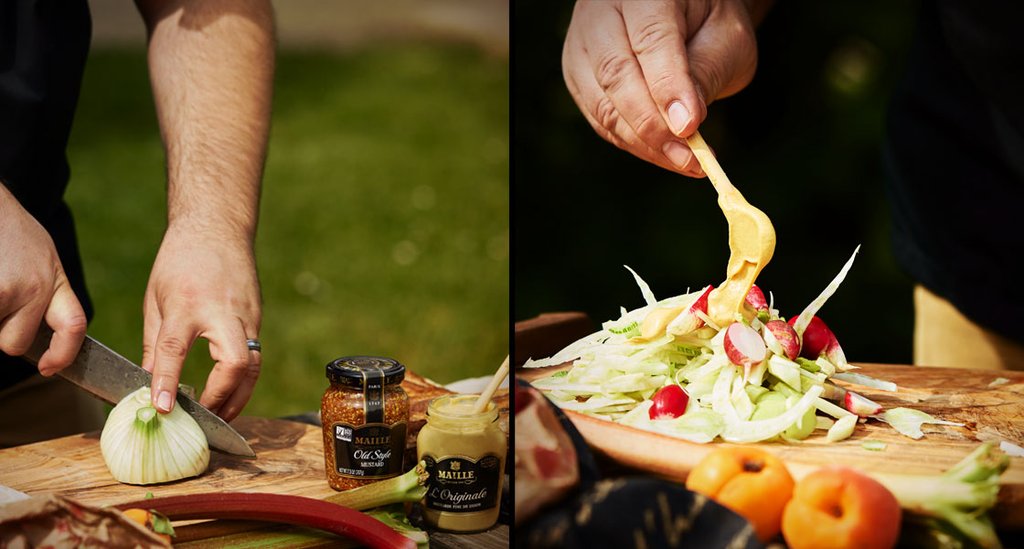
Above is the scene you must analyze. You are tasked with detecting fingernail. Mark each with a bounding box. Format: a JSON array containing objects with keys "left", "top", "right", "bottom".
[
  {"left": 663, "top": 141, "right": 693, "bottom": 169},
  {"left": 667, "top": 101, "right": 690, "bottom": 135},
  {"left": 157, "top": 390, "right": 174, "bottom": 412}
]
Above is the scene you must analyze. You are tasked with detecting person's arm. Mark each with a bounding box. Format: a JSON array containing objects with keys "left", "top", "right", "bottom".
[
  {"left": 0, "top": 183, "right": 87, "bottom": 374},
  {"left": 562, "top": 0, "right": 769, "bottom": 176},
  {"left": 134, "top": 0, "right": 274, "bottom": 421}
]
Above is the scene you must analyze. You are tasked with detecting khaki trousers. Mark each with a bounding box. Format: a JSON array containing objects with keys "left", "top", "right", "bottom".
[
  {"left": 0, "top": 373, "right": 106, "bottom": 448},
  {"left": 914, "top": 285, "right": 1024, "bottom": 370}
]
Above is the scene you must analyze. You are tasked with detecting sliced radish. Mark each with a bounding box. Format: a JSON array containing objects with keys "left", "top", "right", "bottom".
[
  {"left": 789, "top": 315, "right": 833, "bottom": 359},
  {"left": 745, "top": 285, "right": 769, "bottom": 314},
  {"left": 844, "top": 391, "right": 882, "bottom": 416},
  {"left": 763, "top": 320, "right": 800, "bottom": 360},
  {"left": 648, "top": 384, "right": 689, "bottom": 420},
  {"left": 724, "top": 322, "right": 767, "bottom": 374},
  {"left": 666, "top": 285, "right": 714, "bottom": 336}
]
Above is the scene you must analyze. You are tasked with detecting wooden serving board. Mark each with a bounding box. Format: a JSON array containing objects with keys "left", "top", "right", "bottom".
[{"left": 519, "top": 362, "right": 1024, "bottom": 529}]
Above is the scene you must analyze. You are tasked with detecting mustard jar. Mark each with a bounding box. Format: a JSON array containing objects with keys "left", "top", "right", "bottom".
[
  {"left": 416, "top": 394, "right": 506, "bottom": 532},
  {"left": 321, "top": 356, "right": 409, "bottom": 491}
]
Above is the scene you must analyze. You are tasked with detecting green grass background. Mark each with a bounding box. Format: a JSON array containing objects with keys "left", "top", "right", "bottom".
[{"left": 65, "top": 46, "right": 509, "bottom": 418}]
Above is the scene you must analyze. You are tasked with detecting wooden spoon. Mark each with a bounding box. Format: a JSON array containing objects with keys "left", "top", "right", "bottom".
[
  {"left": 685, "top": 131, "right": 776, "bottom": 327},
  {"left": 473, "top": 355, "right": 510, "bottom": 413}
]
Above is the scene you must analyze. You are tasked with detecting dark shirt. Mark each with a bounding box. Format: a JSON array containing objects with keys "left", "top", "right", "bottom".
[
  {"left": 884, "top": 0, "right": 1024, "bottom": 345},
  {"left": 0, "top": 0, "right": 92, "bottom": 388}
]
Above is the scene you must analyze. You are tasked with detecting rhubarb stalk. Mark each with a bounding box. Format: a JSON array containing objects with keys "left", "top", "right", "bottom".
[{"left": 115, "top": 493, "right": 417, "bottom": 549}]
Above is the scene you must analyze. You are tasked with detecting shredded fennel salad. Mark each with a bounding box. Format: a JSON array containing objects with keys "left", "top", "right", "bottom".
[{"left": 523, "top": 247, "right": 963, "bottom": 444}]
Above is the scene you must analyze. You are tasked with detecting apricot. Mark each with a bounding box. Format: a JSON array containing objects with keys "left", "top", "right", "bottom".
[
  {"left": 782, "top": 466, "right": 901, "bottom": 549},
  {"left": 685, "top": 447, "right": 794, "bottom": 542}
]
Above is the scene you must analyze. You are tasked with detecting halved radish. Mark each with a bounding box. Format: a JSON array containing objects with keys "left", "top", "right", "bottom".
[
  {"left": 666, "top": 285, "right": 714, "bottom": 336},
  {"left": 844, "top": 391, "right": 882, "bottom": 416},
  {"left": 745, "top": 284, "right": 769, "bottom": 314},
  {"left": 788, "top": 315, "right": 833, "bottom": 359},
  {"left": 649, "top": 384, "right": 689, "bottom": 420},
  {"left": 724, "top": 322, "right": 767, "bottom": 375},
  {"left": 763, "top": 320, "right": 800, "bottom": 360}
]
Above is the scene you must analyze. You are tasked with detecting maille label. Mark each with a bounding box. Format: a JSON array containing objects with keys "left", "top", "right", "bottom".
[
  {"left": 332, "top": 422, "right": 406, "bottom": 479},
  {"left": 423, "top": 454, "right": 501, "bottom": 513}
]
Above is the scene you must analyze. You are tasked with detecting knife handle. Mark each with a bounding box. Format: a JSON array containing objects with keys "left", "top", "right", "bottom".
[{"left": 21, "top": 325, "right": 56, "bottom": 366}]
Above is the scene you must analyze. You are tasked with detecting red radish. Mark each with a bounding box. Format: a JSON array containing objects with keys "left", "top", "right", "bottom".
[
  {"left": 844, "top": 391, "right": 882, "bottom": 416},
  {"left": 788, "top": 315, "right": 833, "bottom": 359},
  {"left": 745, "top": 285, "right": 769, "bottom": 314},
  {"left": 763, "top": 320, "right": 800, "bottom": 360},
  {"left": 667, "top": 285, "right": 714, "bottom": 336},
  {"left": 724, "top": 322, "right": 767, "bottom": 371},
  {"left": 649, "top": 384, "right": 689, "bottom": 420}
]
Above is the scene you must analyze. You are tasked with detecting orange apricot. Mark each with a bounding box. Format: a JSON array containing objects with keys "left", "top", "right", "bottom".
[
  {"left": 782, "top": 465, "right": 901, "bottom": 549},
  {"left": 686, "top": 447, "right": 794, "bottom": 542}
]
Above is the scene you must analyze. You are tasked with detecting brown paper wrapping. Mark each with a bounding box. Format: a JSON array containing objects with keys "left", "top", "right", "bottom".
[{"left": 0, "top": 494, "right": 169, "bottom": 548}]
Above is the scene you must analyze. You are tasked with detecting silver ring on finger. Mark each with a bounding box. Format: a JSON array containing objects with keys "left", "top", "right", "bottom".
[{"left": 246, "top": 338, "right": 262, "bottom": 353}]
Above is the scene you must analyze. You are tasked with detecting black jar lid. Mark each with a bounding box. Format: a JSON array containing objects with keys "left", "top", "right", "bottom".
[{"left": 326, "top": 356, "right": 406, "bottom": 387}]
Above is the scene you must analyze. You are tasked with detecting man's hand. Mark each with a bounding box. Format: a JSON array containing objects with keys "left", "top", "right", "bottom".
[
  {"left": 0, "top": 184, "right": 87, "bottom": 375},
  {"left": 136, "top": 0, "right": 274, "bottom": 421},
  {"left": 562, "top": 0, "right": 759, "bottom": 176},
  {"left": 143, "top": 226, "right": 261, "bottom": 422}
]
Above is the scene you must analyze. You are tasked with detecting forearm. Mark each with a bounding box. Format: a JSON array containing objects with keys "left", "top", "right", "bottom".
[{"left": 138, "top": 0, "right": 275, "bottom": 243}]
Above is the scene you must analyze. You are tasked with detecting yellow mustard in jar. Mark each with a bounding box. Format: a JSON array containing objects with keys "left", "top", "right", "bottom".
[
  {"left": 416, "top": 394, "right": 506, "bottom": 532},
  {"left": 321, "top": 356, "right": 409, "bottom": 491}
]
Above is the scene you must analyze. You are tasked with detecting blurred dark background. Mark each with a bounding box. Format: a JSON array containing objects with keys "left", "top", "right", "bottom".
[{"left": 514, "top": 1, "right": 919, "bottom": 364}]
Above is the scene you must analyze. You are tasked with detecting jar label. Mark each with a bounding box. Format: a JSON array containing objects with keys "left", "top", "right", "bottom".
[
  {"left": 423, "top": 454, "right": 501, "bottom": 513},
  {"left": 332, "top": 422, "right": 406, "bottom": 479}
]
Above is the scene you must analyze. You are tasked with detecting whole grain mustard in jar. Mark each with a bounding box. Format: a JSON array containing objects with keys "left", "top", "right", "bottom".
[
  {"left": 321, "top": 356, "right": 409, "bottom": 491},
  {"left": 416, "top": 394, "right": 506, "bottom": 532}
]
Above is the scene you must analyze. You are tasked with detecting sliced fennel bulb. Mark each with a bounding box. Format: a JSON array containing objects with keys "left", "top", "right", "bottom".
[
  {"left": 101, "top": 387, "right": 210, "bottom": 485},
  {"left": 528, "top": 260, "right": 958, "bottom": 446}
]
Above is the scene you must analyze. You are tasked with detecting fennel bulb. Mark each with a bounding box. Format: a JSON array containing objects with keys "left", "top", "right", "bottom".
[{"left": 101, "top": 387, "right": 210, "bottom": 485}]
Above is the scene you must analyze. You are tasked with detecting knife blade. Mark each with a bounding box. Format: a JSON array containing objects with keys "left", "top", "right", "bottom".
[{"left": 24, "top": 328, "right": 255, "bottom": 457}]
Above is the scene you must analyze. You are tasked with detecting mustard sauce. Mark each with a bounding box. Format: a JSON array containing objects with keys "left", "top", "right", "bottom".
[{"left": 416, "top": 395, "right": 506, "bottom": 532}]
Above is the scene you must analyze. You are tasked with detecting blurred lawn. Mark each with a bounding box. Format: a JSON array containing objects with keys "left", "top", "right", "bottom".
[{"left": 65, "top": 45, "right": 508, "bottom": 418}]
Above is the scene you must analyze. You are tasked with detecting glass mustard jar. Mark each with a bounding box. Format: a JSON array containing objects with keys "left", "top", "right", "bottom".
[
  {"left": 417, "top": 394, "right": 506, "bottom": 532},
  {"left": 321, "top": 356, "right": 409, "bottom": 490}
]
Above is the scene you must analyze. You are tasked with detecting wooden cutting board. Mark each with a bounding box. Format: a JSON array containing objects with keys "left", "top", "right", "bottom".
[
  {"left": 0, "top": 417, "right": 334, "bottom": 507},
  {"left": 519, "top": 362, "right": 1024, "bottom": 529},
  {"left": 0, "top": 369, "right": 509, "bottom": 510}
]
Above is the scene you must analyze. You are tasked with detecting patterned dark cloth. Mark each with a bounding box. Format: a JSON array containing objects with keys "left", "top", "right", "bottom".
[{"left": 515, "top": 379, "right": 761, "bottom": 549}]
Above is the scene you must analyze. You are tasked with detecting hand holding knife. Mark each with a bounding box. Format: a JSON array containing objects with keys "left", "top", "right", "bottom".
[{"left": 22, "top": 327, "right": 255, "bottom": 457}]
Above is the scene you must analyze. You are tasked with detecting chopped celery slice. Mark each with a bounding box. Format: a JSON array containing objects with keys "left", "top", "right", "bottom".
[
  {"left": 815, "top": 397, "right": 854, "bottom": 419},
  {"left": 768, "top": 355, "right": 802, "bottom": 392},
  {"left": 827, "top": 414, "right": 858, "bottom": 442},
  {"left": 721, "top": 386, "right": 824, "bottom": 443},
  {"left": 862, "top": 440, "right": 887, "bottom": 451}
]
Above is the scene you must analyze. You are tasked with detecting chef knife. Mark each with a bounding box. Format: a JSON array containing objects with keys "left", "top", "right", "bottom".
[{"left": 23, "top": 328, "right": 256, "bottom": 457}]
